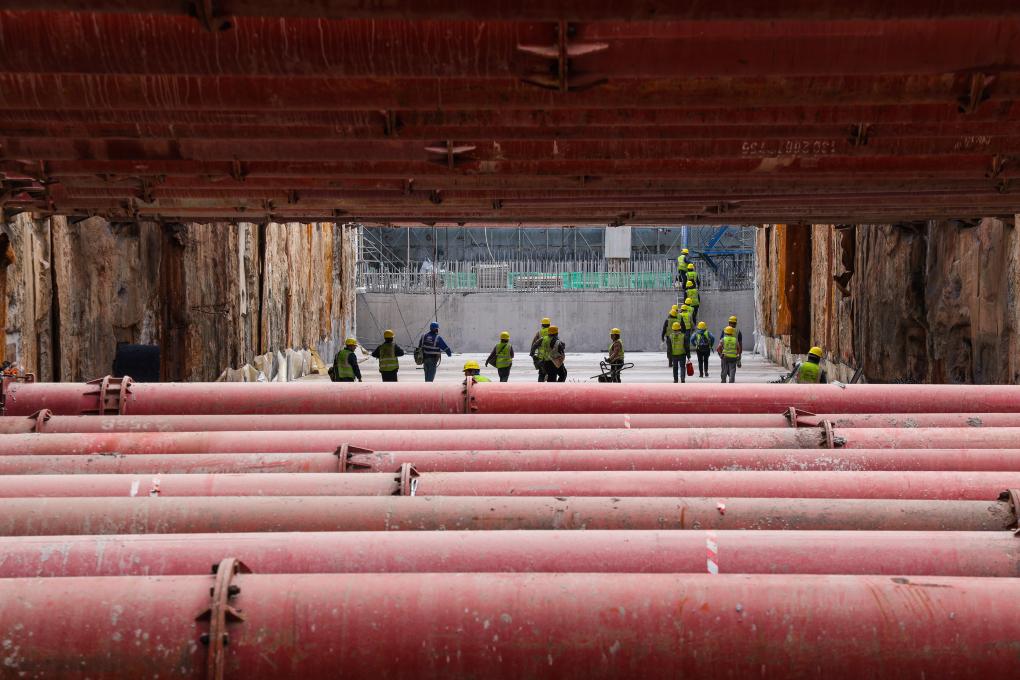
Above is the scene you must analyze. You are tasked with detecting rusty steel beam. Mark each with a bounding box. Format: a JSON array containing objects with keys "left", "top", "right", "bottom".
[
  {"left": 3, "top": 530, "right": 1019, "bottom": 578},
  {"left": 0, "top": 495, "right": 1014, "bottom": 536},
  {"left": 7, "top": 381, "right": 1020, "bottom": 416},
  {"left": 2, "top": 572, "right": 1020, "bottom": 678},
  {"left": 3, "top": 1, "right": 1018, "bottom": 21},
  {"left": 3, "top": 14, "right": 1019, "bottom": 78},
  {"left": 2, "top": 73, "right": 1016, "bottom": 111},
  {"left": 346, "top": 447, "right": 1020, "bottom": 473},
  {"left": 0, "top": 453, "right": 345, "bottom": 474}
]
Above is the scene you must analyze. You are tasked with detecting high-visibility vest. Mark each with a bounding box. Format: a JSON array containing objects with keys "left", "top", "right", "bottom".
[
  {"left": 334, "top": 349, "right": 355, "bottom": 379},
  {"left": 668, "top": 331, "right": 687, "bottom": 356},
  {"left": 474, "top": 375, "right": 491, "bottom": 383},
  {"left": 795, "top": 361, "right": 821, "bottom": 384},
  {"left": 687, "top": 287, "right": 700, "bottom": 306},
  {"left": 609, "top": 339, "right": 624, "bottom": 361},
  {"left": 677, "top": 254, "right": 687, "bottom": 271},
  {"left": 377, "top": 342, "right": 398, "bottom": 372},
  {"left": 721, "top": 335, "right": 739, "bottom": 359},
  {"left": 535, "top": 327, "right": 550, "bottom": 360},
  {"left": 693, "top": 330, "right": 712, "bottom": 349},
  {"left": 495, "top": 341, "right": 513, "bottom": 368},
  {"left": 686, "top": 271, "right": 698, "bottom": 287},
  {"left": 680, "top": 310, "right": 693, "bottom": 330}
]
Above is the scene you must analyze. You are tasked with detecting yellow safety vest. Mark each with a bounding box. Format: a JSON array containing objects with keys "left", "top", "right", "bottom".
[
  {"left": 686, "top": 287, "right": 700, "bottom": 306},
  {"left": 495, "top": 341, "right": 513, "bottom": 368},
  {"left": 378, "top": 342, "right": 398, "bottom": 372},
  {"left": 795, "top": 361, "right": 821, "bottom": 384},
  {"left": 474, "top": 375, "right": 491, "bottom": 383},
  {"left": 668, "top": 331, "right": 687, "bottom": 356},
  {"left": 609, "top": 339, "right": 624, "bottom": 361},
  {"left": 722, "top": 336, "right": 739, "bottom": 359},
  {"left": 535, "top": 327, "right": 550, "bottom": 360},
  {"left": 334, "top": 348, "right": 355, "bottom": 379}
]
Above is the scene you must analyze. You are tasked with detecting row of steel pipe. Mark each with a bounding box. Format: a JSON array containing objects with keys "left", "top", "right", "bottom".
[
  {"left": 1, "top": 470, "right": 1020, "bottom": 499},
  {"left": 5, "top": 410, "right": 1020, "bottom": 433},
  {"left": 9, "top": 447, "right": 1020, "bottom": 474},
  {"left": 1, "top": 572, "right": 1019, "bottom": 678},
  {"left": 2, "top": 530, "right": 1018, "bottom": 578},
  {"left": 5, "top": 379, "right": 1020, "bottom": 415},
  {"left": 5, "top": 426, "right": 1020, "bottom": 454},
  {"left": 0, "top": 495, "right": 1014, "bottom": 535}
]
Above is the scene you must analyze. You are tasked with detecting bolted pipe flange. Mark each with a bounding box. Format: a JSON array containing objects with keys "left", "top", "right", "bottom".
[
  {"left": 398, "top": 462, "right": 420, "bottom": 496},
  {"left": 335, "top": 443, "right": 375, "bottom": 472},
  {"left": 784, "top": 407, "right": 817, "bottom": 429},
  {"left": 999, "top": 489, "right": 1020, "bottom": 534},
  {"left": 28, "top": 409, "right": 52, "bottom": 433},
  {"left": 82, "top": 375, "right": 133, "bottom": 415},
  {"left": 196, "top": 557, "right": 251, "bottom": 680}
]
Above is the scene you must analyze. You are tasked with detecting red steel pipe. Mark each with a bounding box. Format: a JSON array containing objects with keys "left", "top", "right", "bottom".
[
  {"left": 5, "top": 381, "right": 1020, "bottom": 416},
  {"left": 0, "top": 412, "right": 793, "bottom": 434},
  {"left": 0, "top": 473, "right": 400, "bottom": 498},
  {"left": 0, "top": 452, "right": 344, "bottom": 475},
  {"left": 410, "top": 470, "right": 1020, "bottom": 500},
  {"left": 7, "top": 411, "right": 1020, "bottom": 434},
  {"left": 3, "top": 470, "right": 1020, "bottom": 500},
  {"left": 3, "top": 530, "right": 1019, "bottom": 578},
  {"left": 0, "top": 495, "right": 1012, "bottom": 535},
  {"left": 348, "top": 447, "right": 1020, "bottom": 472},
  {"left": 0, "top": 428, "right": 830, "bottom": 454},
  {"left": 1, "top": 572, "right": 1019, "bottom": 678}
]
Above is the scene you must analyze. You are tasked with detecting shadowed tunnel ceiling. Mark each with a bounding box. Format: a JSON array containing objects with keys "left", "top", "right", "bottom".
[{"left": 1, "top": 1, "right": 1019, "bottom": 225}]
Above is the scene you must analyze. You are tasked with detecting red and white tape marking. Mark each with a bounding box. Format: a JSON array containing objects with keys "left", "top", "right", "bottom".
[{"left": 706, "top": 530, "right": 719, "bottom": 575}]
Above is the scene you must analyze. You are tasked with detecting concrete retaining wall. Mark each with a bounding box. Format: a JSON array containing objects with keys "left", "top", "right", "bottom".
[{"left": 357, "top": 290, "right": 755, "bottom": 353}]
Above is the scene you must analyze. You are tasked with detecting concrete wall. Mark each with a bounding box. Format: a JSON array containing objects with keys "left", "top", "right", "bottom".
[{"left": 357, "top": 290, "right": 755, "bottom": 353}]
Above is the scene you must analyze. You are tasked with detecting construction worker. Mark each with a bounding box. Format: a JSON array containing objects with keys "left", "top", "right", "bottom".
[
  {"left": 791, "top": 346, "right": 829, "bottom": 384},
  {"left": 685, "top": 262, "right": 699, "bottom": 288},
  {"left": 677, "top": 248, "right": 689, "bottom": 273},
  {"left": 691, "top": 321, "right": 715, "bottom": 378},
  {"left": 716, "top": 326, "right": 742, "bottom": 383},
  {"left": 371, "top": 329, "right": 404, "bottom": 382},
  {"left": 607, "top": 328, "right": 624, "bottom": 383},
  {"left": 541, "top": 325, "right": 567, "bottom": 382},
  {"left": 463, "top": 360, "right": 491, "bottom": 383},
  {"left": 667, "top": 321, "right": 689, "bottom": 383},
  {"left": 418, "top": 322, "right": 452, "bottom": 382},
  {"left": 679, "top": 303, "right": 693, "bottom": 334},
  {"left": 661, "top": 305, "right": 679, "bottom": 342},
  {"left": 726, "top": 315, "right": 743, "bottom": 369},
  {"left": 530, "top": 317, "right": 552, "bottom": 382},
  {"left": 485, "top": 331, "right": 515, "bottom": 382},
  {"left": 331, "top": 338, "right": 363, "bottom": 383},
  {"left": 685, "top": 280, "right": 700, "bottom": 325}
]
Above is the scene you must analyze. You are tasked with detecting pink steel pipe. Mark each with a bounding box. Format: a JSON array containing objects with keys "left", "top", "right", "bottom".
[
  {"left": 0, "top": 495, "right": 1013, "bottom": 535},
  {"left": 0, "top": 453, "right": 344, "bottom": 475},
  {"left": 3, "top": 470, "right": 1020, "bottom": 500},
  {"left": 348, "top": 447, "right": 1020, "bottom": 472},
  {"left": 5, "top": 380, "right": 1020, "bottom": 416},
  {"left": 1, "top": 573, "right": 1020, "bottom": 678},
  {"left": 2, "top": 530, "right": 1018, "bottom": 578}
]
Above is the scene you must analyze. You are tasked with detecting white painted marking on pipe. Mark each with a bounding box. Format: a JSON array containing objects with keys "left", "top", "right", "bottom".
[
  {"left": 624, "top": 414, "right": 631, "bottom": 429},
  {"left": 129, "top": 479, "right": 139, "bottom": 497},
  {"left": 706, "top": 530, "right": 719, "bottom": 575}
]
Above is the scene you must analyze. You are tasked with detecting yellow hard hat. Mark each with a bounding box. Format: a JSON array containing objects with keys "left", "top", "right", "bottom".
[
  {"left": 669, "top": 310, "right": 677, "bottom": 317},
  {"left": 724, "top": 326, "right": 735, "bottom": 335},
  {"left": 680, "top": 304, "right": 689, "bottom": 311},
  {"left": 728, "top": 315, "right": 738, "bottom": 324},
  {"left": 540, "top": 317, "right": 551, "bottom": 325},
  {"left": 463, "top": 360, "right": 480, "bottom": 371},
  {"left": 345, "top": 337, "right": 357, "bottom": 346},
  {"left": 682, "top": 248, "right": 689, "bottom": 254},
  {"left": 687, "top": 263, "right": 695, "bottom": 270},
  {"left": 500, "top": 331, "right": 510, "bottom": 340},
  {"left": 547, "top": 325, "right": 559, "bottom": 334},
  {"left": 671, "top": 322, "right": 681, "bottom": 331},
  {"left": 670, "top": 304, "right": 678, "bottom": 312},
  {"left": 383, "top": 329, "right": 395, "bottom": 339},
  {"left": 697, "top": 321, "right": 707, "bottom": 330},
  {"left": 686, "top": 280, "right": 694, "bottom": 288},
  {"left": 610, "top": 328, "right": 621, "bottom": 335},
  {"left": 684, "top": 297, "right": 693, "bottom": 305},
  {"left": 808, "top": 346, "right": 824, "bottom": 358}
]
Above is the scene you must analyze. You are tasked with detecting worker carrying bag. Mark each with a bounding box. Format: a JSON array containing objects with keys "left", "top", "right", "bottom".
[{"left": 686, "top": 359, "right": 695, "bottom": 376}]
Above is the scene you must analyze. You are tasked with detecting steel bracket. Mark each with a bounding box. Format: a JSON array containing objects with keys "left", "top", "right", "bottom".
[
  {"left": 425, "top": 141, "right": 477, "bottom": 169},
  {"left": 398, "top": 462, "right": 419, "bottom": 496},
  {"left": 335, "top": 443, "right": 375, "bottom": 472},
  {"left": 196, "top": 557, "right": 250, "bottom": 680},
  {"left": 784, "top": 407, "right": 817, "bottom": 428},
  {"left": 82, "top": 375, "right": 133, "bottom": 415},
  {"left": 957, "top": 72, "right": 997, "bottom": 114},
  {"left": 462, "top": 376, "right": 480, "bottom": 413},
  {"left": 822, "top": 420, "right": 844, "bottom": 449},
  {"left": 999, "top": 489, "right": 1020, "bottom": 533},
  {"left": 518, "top": 21, "right": 608, "bottom": 92},
  {"left": 28, "top": 408, "right": 52, "bottom": 433}
]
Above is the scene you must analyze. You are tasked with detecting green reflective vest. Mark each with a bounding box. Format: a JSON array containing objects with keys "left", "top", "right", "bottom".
[
  {"left": 474, "top": 375, "right": 491, "bottom": 383},
  {"left": 668, "top": 331, "right": 687, "bottom": 356},
  {"left": 721, "top": 335, "right": 740, "bottom": 359},
  {"left": 495, "top": 341, "right": 513, "bottom": 368},
  {"left": 680, "top": 310, "right": 692, "bottom": 330},
  {"left": 795, "top": 361, "right": 821, "bottom": 384},
  {"left": 677, "top": 254, "right": 687, "bottom": 271},
  {"left": 609, "top": 339, "right": 624, "bottom": 361},
  {"left": 686, "top": 271, "right": 698, "bottom": 287},
  {"left": 535, "top": 327, "right": 550, "bottom": 360},
  {"left": 378, "top": 342, "right": 398, "bottom": 372},
  {"left": 686, "top": 287, "right": 700, "bottom": 306},
  {"left": 335, "top": 348, "right": 355, "bottom": 379}
]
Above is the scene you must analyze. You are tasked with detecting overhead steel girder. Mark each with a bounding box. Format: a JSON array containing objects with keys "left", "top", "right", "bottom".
[{"left": 2, "top": 13, "right": 1018, "bottom": 78}]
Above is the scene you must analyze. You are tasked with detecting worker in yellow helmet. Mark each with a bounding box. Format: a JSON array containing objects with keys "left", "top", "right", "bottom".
[
  {"left": 661, "top": 305, "right": 679, "bottom": 345},
  {"left": 691, "top": 321, "right": 715, "bottom": 378},
  {"left": 685, "top": 280, "right": 701, "bottom": 325},
  {"left": 463, "top": 360, "right": 491, "bottom": 383},
  {"left": 725, "top": 315, "right": 743, "bottom": 369},
  {"left": 540, "top": 325, "right": 567, "bottom": 382},
  {"left": 715, "top": 326, "right": 742, "bottom": 383},
  {"left": 331, "top": 337, "right": 363, "bottom": 383},
  {"left": 607, "top": 328, "right": 625, "bottom": 383},
  {"left": 667, "top": 321, "right": 689, "bottom": 383},
  {"left": 685, "top": 262, "right": 699, "bottom": 288},
  {"left": 677, "top": 248, "right": 689, "bottom": 273},
  {"left": 371, "top": 329, "right": 405, "bottom": 382},
  {"left": 791, "top": 346, "right": 829, "bottom": 384},
  {"left": 485, "top": 331, "right": 514, "bottom": 382},
  {"left": 530, "top": 317, "right": 552, "bottom": 382}
]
